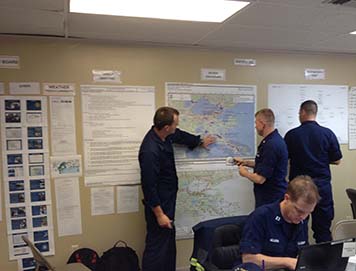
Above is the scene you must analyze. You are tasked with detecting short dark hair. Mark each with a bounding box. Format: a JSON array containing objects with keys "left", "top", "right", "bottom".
[
  {"left": 300, "top": 100, "right": 318, "bottom": 116},
  {"left": 255, "top": 108, "right": 275, "bottom": 126},
  {"left": 287, "top": 175, "right": 320, "bottom": 205},
  {"left": 153, "top": 107, "right": 179, "bottom": 130}
]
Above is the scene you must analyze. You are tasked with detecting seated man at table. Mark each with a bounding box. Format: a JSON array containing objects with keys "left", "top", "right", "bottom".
[{"left": 239, "top": 175, "right": 320, "bottom": 271}]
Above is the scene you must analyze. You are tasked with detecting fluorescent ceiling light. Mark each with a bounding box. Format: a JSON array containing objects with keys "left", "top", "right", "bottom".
[
  {"left": 70, "top": 0, "right": 250, "bottom": 23},
  {"left": 350, "top": 30, "right": 356, "bottom": 35}
]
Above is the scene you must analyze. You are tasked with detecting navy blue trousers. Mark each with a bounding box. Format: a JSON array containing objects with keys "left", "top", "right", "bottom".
[
  {"left": 311, "top": 179, "right": 334, "bottom": 243},
  {"left": 142, "top": 206, "right": 176, "bottom": 271}
]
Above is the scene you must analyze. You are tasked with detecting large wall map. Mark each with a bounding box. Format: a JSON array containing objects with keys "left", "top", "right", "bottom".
[
  {"left": 166, "top": 83, "right": 256, "bottom": 160},
  {"left": 166, "top": 83, "right": 257, "bottom": 239}
]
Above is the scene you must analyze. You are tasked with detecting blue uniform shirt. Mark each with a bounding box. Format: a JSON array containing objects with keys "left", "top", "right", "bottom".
[
  {"left": 284, "top": 121, "right": 342, "bottom": 181},
  {"left": 240, "top": 201, "right": 308, "bottom": 258},
  {"left": 254, "top": 129, "right": 288, "bottom": 208},
  {"left": 139, "top": 127, "right": 200, "bottom": 219}
]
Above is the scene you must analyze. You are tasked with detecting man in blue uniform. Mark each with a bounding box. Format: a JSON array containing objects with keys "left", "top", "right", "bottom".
[
  {"left": 239, "top": 175, "right": 320, "bottom": 270},
  {"left": 235, "top": 108, "right": 288, "bottom": 208},
  {"left": 139, "top": 106, "right": 215, "bottom": 271},
  {"left": 284, "top": 100, "right": 342, "bottom": 243}
]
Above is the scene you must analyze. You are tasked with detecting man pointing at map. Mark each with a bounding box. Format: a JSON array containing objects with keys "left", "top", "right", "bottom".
[
  {"left": 139, "top": 106, "right": 215, "bottom": 271},
  {"left": 234, "top": 108, "right": 288, "bottom": 208}
]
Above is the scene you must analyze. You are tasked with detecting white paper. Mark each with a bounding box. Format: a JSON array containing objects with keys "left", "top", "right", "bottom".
[
  {"left": 49, "top": 96, "right": 77, "bottom": 155},
  {"left": 54, "top": 178, "right": 82, "bottom": 236},
  {"left": 0, "top": 55, "right": 20, "bottom": 69},
  {"left": 116, "top": 186, "right": 139, "bottom": 214},
  {"left": 92, "top": 70, "right": 121, "bottom": 83},
  {"left": 0, "top": 82, "right": 4, "bottom": 94},
  {"left": 342, "top": 242, "right": 356, "bottom": 257},
  {"left": 201, "top": 68, "right": 226, "bottom": 81},
  {"left": 81, "top": 85, "right": 155, "bottom": 186},
  {"left": 305, "top": 68, "right": 325, "bottom": 80},
  {"left": 91, "top": 187, "right": 114, "bottom": 215},
  {"left": 9, "top": 82, "right": 40, "bottom": 95},
  {"left": 268, "top": 84, "right": 348, "bottom": 144},
  {"left": 234, "top": 58, "right": 256, "bottom": 66},
  {"left": 349, "top": 87, "right": 356, "bottom": 150},
  {"left": 50, "top": 155, "right": 82, "bottom": 178},
  {"left": 43, "top": 83, "right": 75, "bottom": 96}
]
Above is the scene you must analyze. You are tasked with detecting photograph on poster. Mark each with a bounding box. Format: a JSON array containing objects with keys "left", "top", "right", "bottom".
[
  {"left": 10, "top": 192, "right": 25, "bottom": 204},
  {"left": 51, "top": 156, "right": 82, "bottom": 177},
  {"left": 35, "top": 241, "right": 49, "bottom": 253},
  {"left": 33, "top": 216, "right": 48, "bottom": 227},
  {"left": 11, "top": 218, "right": 27, "bottom": 230},
  {"left": 5, "top": 99, "right": 21, "bottom": 110},
  {"left": 26, "top": 113, "right": 42, "bottom": 124},
  {"left": 9, "top": 180, "right": 24, "bottom": 192},
  {"left": 13, "top": 246, "right": 28, "bottom": 257},
  {"left": 28, "top": 139, "right": 43, "bottom": 150},
  {"left": 6, "top": 127, "right": 22, "bottom": 138},
  {"left": 7, "top": 154, "right": 23, "bottom": 165},
  {"left": 32, "top": 205, "right": 47, "bottom": 216},
  {"left": 12, "top": 232, "right": 27, "bottom": 246},
  {"left": 27, "top": 127, "right": 42, "bottom": 137},
  {"left": 31, "top": 191, "right": 46, "bottom": 202},
  {"left": 11, "top": 207, "right": 26, "bottom": 218},
  {"left": 8, "top": 166, "right": 24, "bottom": 177},
  {"left": 30, "top": 179, "right": 45, "bottom": 190},
  {"left": 7, "top": 139, "right": 22, "bottom": 151},
  {"left": 22, "top": 258, "right": 36, "bottom": 269},
  {"left": 12, "top": 232, "right": 28, "bottom": 257},
  {"left": 26, "top": 100, "right": 42, "bottom": 111},
  {"left": 29, "top": 165, "right": 44, "bottom": 176},
  {"left": 34, "top": 230, "right": 48, "bottom": 242},
  {"left": 5, "top": 112, "right": 21, "bottom": 123},
  {"left": 29, "top": 153, "right": 44, "bottom": 164}
]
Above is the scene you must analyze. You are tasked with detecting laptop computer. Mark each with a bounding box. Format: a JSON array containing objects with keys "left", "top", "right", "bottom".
[
  {"left": 22, "top": 236, "right": 90, "bottom": 271},
  {"left": 295, "top": 239, "right": 353, "bottom": 271}
]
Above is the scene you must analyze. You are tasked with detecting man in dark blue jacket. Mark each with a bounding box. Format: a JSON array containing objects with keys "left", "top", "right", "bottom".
[
  {"left": 139, "top": 106, "right": 215, "bottom": 271},
  {"left": 239, "top": 175, "right": 320, "bottom": 271},
  {"left": 284, "top": 100, "right": 342, "bottom": 243},
  {"left": 235, "top": 108, "right": 288, "bottom": 208}
]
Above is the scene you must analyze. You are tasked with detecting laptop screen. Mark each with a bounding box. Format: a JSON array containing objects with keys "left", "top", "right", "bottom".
[{"left": 295, "top": 240, "right": 351, "bottom": 271}]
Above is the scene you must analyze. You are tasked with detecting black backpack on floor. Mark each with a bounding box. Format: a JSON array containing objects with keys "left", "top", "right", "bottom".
[
  {"left": 96, "top": 240, "right": 140, "bottom": 271},
  {"left": 67, "top": 247, "right": 100, "bottom": 271}
]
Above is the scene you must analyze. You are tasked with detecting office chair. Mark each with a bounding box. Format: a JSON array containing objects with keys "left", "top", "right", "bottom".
[
  {"left": 190, "top": 215, "right": 248, "bottom": 271},
  {"left": 346, "top": 188, "right": 356, "bottom": 218},
  {"left": 22, "top": 236, "right": 90, "bottom": 271},
  {"left": 332, "top": 219, "right": 356, "bottom": 240}
]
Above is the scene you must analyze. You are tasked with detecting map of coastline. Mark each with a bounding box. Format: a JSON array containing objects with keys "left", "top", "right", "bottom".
[
  {"left": 175, "top": 164, "right": 254, "bottom": 239},
  {"left": 167, "top": 84, "right": 256, "bottom": 159}
]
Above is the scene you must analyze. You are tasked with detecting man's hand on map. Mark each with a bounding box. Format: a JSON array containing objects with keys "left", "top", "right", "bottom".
[{"left": 201, "top": 135, "right": 216, "bottom": 149}]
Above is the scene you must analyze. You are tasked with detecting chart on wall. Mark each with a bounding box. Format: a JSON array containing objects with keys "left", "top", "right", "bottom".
[
  {"left": 0, "top": 96, "right": 55, "bottom": 260},
  {"left": 81, "top": 85, "right": 155, "bottom": 186},
  {"left": 175, "top": 162, "right": 254, "bottom": 239},
  {"left": 268, "top": 84, "right": 348, "bottom": 144},
  {"left": 166, "top": 83, "right": 257, "bottom": 160}
]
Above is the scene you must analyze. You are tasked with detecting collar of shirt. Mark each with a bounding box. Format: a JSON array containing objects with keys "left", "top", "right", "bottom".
[
  {"left": 301, "top": 120, "right": 318, "bottom": 126},
  {"left": 261, "top": 129, "right": 279, "bottom": 145}
]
